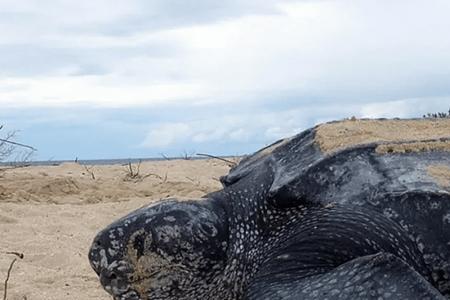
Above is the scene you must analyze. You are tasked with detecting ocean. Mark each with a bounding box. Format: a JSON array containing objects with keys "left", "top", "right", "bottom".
[{"left": 0, "top": 155, "right": 235, "bottom": 167}]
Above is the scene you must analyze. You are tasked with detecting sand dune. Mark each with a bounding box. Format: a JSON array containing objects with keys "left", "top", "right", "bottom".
[{"left": 0, "top": 159, "right": 232, "bottom": 300}]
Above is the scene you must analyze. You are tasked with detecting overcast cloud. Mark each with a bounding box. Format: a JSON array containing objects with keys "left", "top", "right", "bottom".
[{"left": 0, "top": 0, "right": 449, "bottom": 159}]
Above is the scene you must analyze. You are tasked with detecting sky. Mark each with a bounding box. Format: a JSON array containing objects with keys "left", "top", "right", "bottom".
[{"left": 0, "top": 0, "right": 449, "bottom": 160}]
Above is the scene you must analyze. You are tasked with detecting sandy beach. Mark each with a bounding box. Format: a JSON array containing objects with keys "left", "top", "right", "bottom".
[{"left": 0, "top": 159, "right": 233, "bottom": 300}]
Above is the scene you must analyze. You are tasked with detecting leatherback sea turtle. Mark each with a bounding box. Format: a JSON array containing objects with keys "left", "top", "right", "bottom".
[{"left": 89, "top": 118, "right": 450, "bottom": 300}]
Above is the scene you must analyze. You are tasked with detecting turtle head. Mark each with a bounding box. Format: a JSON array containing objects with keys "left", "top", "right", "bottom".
[{"left": 89, "top": 198, "right": 229, "bottom": 300}]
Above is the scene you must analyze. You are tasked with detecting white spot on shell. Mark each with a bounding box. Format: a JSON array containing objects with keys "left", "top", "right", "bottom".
[
  {"left": 99, "top": 249, "right": 108, "bottom": 268},
  {"left": 163, "top": 216, "right": 176, "bottom": 222},
  {"left": 443, "top": 212, "right": 450, "bottom": 224}
]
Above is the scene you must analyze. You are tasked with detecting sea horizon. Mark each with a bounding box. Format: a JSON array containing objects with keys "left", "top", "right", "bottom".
[{"left": 0, "top": 154, "right": 242, "bottom": 167}]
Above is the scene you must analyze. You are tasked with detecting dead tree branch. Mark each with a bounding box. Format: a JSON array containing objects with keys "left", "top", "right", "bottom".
[
  {"left": 159, "top": 153, "right": 171, "bottom": 161},
  {"left": 4, "top": 252, "right": 23, "bottom": 259},
  {"left": 196, "top": 153, "right": 237, "bottom": 167},
  {"left": 0, "top": 138, "right": 36, "bottom": 151},
  {"left": 181, "top": 150, "right": 194, "bottom": 160},
  {"left": 123, "top": 160, "right": 168, "bottom": 183},
  {"left": 3, "top": 252, "right": 24, "bottom": 300},
  {"left": 125, "top": 161, "right": 141, "bottom": 179},
  {"left": 83, "top": 165, "right": 96, "bottom": 180},
  {"left": 0, "top": 126, "right": 36, "bottom": 165}
]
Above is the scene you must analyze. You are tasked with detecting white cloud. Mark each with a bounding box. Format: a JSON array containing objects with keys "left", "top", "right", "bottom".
[
  {"left": 1, "top": 0, "right": 450, "bottom": 111},
  {"left": 360, "top": 97, "right": 450, "bottom": 119},
  {"left": 140, "top": 108, "right": 326, "bottom": 149},
  {"left": 173, "top": 0, "right": 450, "bottom": 105},
  {"left": 141, "top": 123, "right": 192, "bottom": 147},
  {"left": 0, "top": 76, "right": 204, "bottom": 108},
  {"left": 0, "top": 0, "right": 449, "bottom": 154}
]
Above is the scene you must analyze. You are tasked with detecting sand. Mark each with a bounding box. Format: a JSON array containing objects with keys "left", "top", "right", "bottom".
[
  {"left": 375, "top": 140, "right": 450, "bottom": 154},
  {"left": 315, "top": 118, "right": 450, "bottom": 154},
  {"left": 428, "top": 165, "right": 450, "bottom": 188},
  {"left": 0, "top": 159, "right": 232, "bottom": 300}
]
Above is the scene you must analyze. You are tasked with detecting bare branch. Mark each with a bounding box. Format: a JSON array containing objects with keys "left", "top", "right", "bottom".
[
  {"left": 124, "top": 161, "right": 141, "bottom": 179},
  {"left": 0, "top": 138, "right": 36, "bottom": 151},
  {"left": 196, "top": 153, "right": 237, "bottom": 167},
  {"left": 0, "top": 127, "right": 36, "bottom": 165},
  {"left": 3, "top": 252, "right": 24, "bottom": 300},
  {"left": 181, "top": 150, "right": 195, "bottom": 160},
  {"left": 159, "top": 153, "right": 171, "bottom": 161},
  {"left": 83, "top": 165, "right": 96, "bottom": 180},
  {"left": 5, "top": 252, "right": 24, "bottom": 259},
  {"left": 123, "top": 160, "right": 154, "bottom": 182},
  {"left": 3, "top": 258, "right": 17, "bottom": 300}
]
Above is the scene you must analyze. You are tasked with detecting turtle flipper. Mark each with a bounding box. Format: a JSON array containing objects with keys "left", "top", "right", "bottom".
[{"left": 245, "top": 252, "right": 445, "bottom": 300}]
